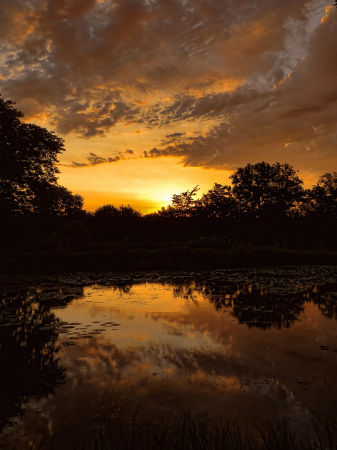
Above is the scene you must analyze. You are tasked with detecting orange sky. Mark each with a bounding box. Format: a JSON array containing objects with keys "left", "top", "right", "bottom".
[
  {"left": 0, "top": 0, "right": 336, "bottom": 213},
  {"left": 58, "top": 157, "right": 232, "bottom": 213}
]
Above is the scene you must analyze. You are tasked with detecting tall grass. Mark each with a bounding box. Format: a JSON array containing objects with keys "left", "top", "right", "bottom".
[{"left": 31, "top": 408, "right": 337, "bottom": 450}]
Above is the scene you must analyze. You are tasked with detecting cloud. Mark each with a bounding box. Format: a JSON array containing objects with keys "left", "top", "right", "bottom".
[
  {"left": 69, "top": 151, "right": 130, "bottom": 168},
  {"left": 141, "top": 9, "right": 337, "bottom": 174},
  {"left": 166, "top": 133, "right": 186, "bottom": 138},
  {"left": 159, "top": 132, "right": 188, "bottom": 146},
  {"left": 1, "top": 1, "right": 327, "bottom": 114},
  {"left": 0, "top": 0, "right": 335, "bottom": 173}
]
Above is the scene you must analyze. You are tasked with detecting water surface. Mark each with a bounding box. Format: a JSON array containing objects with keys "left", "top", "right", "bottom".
[{"left": 1, "top": 266, "right": 337, "bottom": 449}]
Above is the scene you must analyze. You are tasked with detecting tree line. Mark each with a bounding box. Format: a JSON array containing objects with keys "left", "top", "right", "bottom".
[
  {"left": 149, "top": 165, "right": 336, "bottom": 219},
  {"left": 1, "top": 95, "right": 336, "bottom": 221}
]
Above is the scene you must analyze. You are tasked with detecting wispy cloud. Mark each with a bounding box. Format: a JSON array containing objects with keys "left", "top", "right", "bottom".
[{"left": 68, "top": 150, "right": 136, "bottom": 168}]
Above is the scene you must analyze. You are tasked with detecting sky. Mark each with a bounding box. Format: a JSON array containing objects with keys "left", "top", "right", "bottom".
[{"left": 0, "top": 0, "right": 336, "bottom": 213}]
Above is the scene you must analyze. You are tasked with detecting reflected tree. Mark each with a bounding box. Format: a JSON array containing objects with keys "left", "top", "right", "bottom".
[
  {"left": 310, "top": 288, "right": 337, "bottom": 320},
  {"left": 231, "top": 288, "right": 304, "bottom": 330},
  {"left": 167, "top": 278, "right": 306, "bottom": 330},
  {"left": 0, "top": 285, "right": 83, "bottom": 432}
]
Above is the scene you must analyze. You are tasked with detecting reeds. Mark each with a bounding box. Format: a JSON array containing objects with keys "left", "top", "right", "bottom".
[{"left": 31, "top": 408, "right": 337, "bottom": 450}]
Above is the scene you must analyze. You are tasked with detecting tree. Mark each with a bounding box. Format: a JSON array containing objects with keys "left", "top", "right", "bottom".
[
  {"left": 118, "top": 204, "right": 142, "bottom": 218},
  {"left": 37, "top": 185, "right": 84, "bottom": 216},
  {"left": 170, "top": 186, "right": 200, "bottom": 217},
  {"left": 199, "top": 183, "right": 236, "bottom": 217},
  {"left": 0, "top": 96, "right": 82, "bottom": 216},
  {"left": 153, "top": 187, "right": 200, "bottom": 218},
  {"left": 230, "top": 162, "right": 304, "bottom": 217},
  {"left": 310, "top": 172, "right": 337, "bottom": 217},
  {"left": 94, "top": 204, "right": 120, "bottom": 218},
  {"left": 94, "top": 204, "right": 141, "bottom": 219}
]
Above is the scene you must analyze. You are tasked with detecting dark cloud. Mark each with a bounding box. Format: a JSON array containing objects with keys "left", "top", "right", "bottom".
[
  {"left": 143, "top": 88, "right": 271, "bottom": 128},
  {"left": 165, "top": 133, "right": 186, "bottom": 138},
  {"left": 141, "top": 9, "right": 337, "bottom": 174},
  {"left": 0, "top": 0, "right": 335, "bottom": 172},
  {"left": 69, "top": 151, "right": 132, "bottom": 168}
]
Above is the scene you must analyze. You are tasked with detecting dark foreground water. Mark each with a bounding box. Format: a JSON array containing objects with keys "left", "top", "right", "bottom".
[{"left": 1, "top": 266, "right": 337, "bottom": 449}]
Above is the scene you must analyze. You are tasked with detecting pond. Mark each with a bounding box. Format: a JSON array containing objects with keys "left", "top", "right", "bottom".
[{"left": 1, "top": 266, "right": 337, "bottom": 449}]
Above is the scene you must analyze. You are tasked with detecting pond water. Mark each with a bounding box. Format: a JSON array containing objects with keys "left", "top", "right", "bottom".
[{"left": 1, "top": 266, "right": 337, "bottom": 449}]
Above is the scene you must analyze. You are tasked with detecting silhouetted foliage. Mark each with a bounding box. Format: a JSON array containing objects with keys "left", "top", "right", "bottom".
[
  {"left": 199, "top": 183, "right": 236, "bottom": 217},
  {"left": 0, "top": 96, "right": 83, "bottom": 217},
  {"left": 36, "top": 184, "right": 84, "bottom": 216},
  {"left": 94, "top": 204, "right": 120, "bottom": 218},
  {"left": 151, "top": 162, "right": 305, "bottom": 220},
  {"left": 229, "top": 162, "right": 304, "bottom": 217},
  {"left": 94, "top": 204, "right": 141, "bottom": 219},
  {"left": 171, "top": 186, "right": 200, "bottom": 217},
  {"left": 57, "top": 220, "right": 92, "bottom": 246},
  {"left": 155, "top": 186, "right": 200, "bottom": 217},
  {"left": 310, "top": 172, "right": 337, "bottom": 218}
]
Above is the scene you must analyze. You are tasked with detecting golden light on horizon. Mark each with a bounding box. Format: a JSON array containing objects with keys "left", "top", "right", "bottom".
[{"left": 58, "top": 157, "right": 232, "bottom": 213}]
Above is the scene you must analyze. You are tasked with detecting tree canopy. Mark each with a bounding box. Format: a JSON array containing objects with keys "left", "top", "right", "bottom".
[
  {"left": 229, "top": 162, "right": 304, "bottom": 217},
  {"left": 0, "top": 96, "right": 83, "bottom": 216},
  {"left": 94, "top": 204, "right": 141, "bottom": 219},
  {"left": 155, "top": 162, "right": 306, "bottom": 219},
  {"left": 310, "top": 172, "right": 337, "bottom": 217},
  {"left": 199, "top": 183, "right": 236, "bottom": 218}
]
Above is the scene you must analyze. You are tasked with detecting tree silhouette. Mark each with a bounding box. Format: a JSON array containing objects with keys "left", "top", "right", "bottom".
[
  {"left": 230, "top": 162, "right": 304, "bottom": 217},
  {"left": 310, "top": 172, "right": 337, "bottom": 217},
  {"left": 169, "top": 186, "right": 200, "bottom": 217},
  {"left": 118, "top": 204, "right": 142, "bottom": 218},
  {"left": 35, "top": 185, "right": 84, "bottom": 216},
  {"left": 94, "top": 204, "right": 141, "bottom": 219},
  {"left": 199, "top": 183, "right": 236, "bottom": 217},
  {"left": 151, "top": 187, "right": 200, "bottom": 218},
  {"left": 0, "top": 96, "right": 83, "bottom": 216},
  {"left": 94, "top": 204, "right": 120, "bottom": 218}
]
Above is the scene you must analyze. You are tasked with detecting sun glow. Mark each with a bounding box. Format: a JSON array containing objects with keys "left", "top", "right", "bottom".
[{"left": 58, "top": 156, "right": 232, "bottom": 213}]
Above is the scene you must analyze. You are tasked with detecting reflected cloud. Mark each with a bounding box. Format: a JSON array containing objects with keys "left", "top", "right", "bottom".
[{"left": 1, "top": 268, "right": 337, "bottom": 447}]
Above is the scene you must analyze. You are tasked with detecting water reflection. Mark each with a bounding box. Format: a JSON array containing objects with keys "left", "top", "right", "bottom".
[
  {"left": 169, "top": 276, "right": 335, "bottom": 329},
  {"left": 0, "top": 267, "right": 337, "bottom": 448},
  {"left": 312, "top": 290, "right": 337, "bottom": 320},
  {"left": 0, "top": 286, "right": 83, "bottom": 432}
]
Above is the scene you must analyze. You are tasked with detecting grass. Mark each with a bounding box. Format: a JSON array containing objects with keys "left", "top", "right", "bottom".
[{"left": 28, "top": 408, "right": 337, "bottom": 450}]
